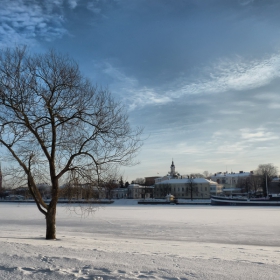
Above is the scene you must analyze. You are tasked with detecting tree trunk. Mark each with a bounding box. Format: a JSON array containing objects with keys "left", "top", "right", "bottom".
[{"left": 46, "top": 205, "right": 56, "bottom": 239}]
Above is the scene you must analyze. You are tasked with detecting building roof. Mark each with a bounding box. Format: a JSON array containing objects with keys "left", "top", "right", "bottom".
[
  {"left": 155, "top": 178, "right": 209, "bottom": 184},
  {"left": 205, "top": 179, "right": 218, "bottom": 185},
  {"left": 128, "top": 184, "right": 153, "bottom": 189},
  {"left": 212, "top": 172, "right": 252, "bottom": 178}
]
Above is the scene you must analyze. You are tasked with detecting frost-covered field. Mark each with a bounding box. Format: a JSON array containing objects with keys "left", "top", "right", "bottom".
[{"left": 0, "top": 200, "right": 280, "bottom": 279}]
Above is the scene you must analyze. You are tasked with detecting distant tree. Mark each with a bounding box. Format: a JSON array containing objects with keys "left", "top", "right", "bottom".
[
  {"left": 248, "top": 175, "right": 262, "bottom": 194},
  {"left": 203, "top": 171, "right": 209, "bottom": 178},
  {"left": 0, "top": 186, "right": 7, "bottom": 199},
  {"left": 154, "top": 183, "right": 171, "bottom": 198},
  {"left": 186, "top": 175, "right": 198, "bottom": 200},
  {"left": 236, "top": 177, "right": 249, "bottom": 193},
  {"left": 134, "top": 178, "right": 145, "bottom": 185},
  {"left": 235, "top": 174, "right": 262, "bottom": 195},
  {"left": 192, "top": 173, "right": 204, "bottom": 178},
  {"left": 119, "top": 176, "right": 124, "bottom": 188},
  {"left": 103, "top": 180, "right": 118, "bottom": 200},
  {"left": 125, "top": 181, "right": 129, "bottom": 188},
  {"left": 0, "top": 47, "right": 142, "bottom": 239},
  {"left": 255, "top": 164, "right": 278, "bottom": 196}
]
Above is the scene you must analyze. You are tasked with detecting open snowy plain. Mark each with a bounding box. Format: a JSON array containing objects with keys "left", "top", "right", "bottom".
[{"left": 0, "top": 200, "right": 280, "bottom": 280}]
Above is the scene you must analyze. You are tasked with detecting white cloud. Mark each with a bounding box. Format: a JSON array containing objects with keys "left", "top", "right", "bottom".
[
  {"left": 240, "top": 128, "right": 279, "bottom": 142},
  {"left": 98, "top": 52, "right": 280, "bottom": 110},
  {"left": 68, "top": 0, "right": 79, "bottom": 9},
  {"left": 238, "top": 0, "right": 255, "bottom": 6},
  {"left": 101, "top": 62, "right": 138, "bottom": 89},
  {"left": 95, "top": 62, "right": 172, "bottom": 110},
  {"left": 173, "top": 53, "right": 280, "bottom": 98},
  {"left": 219, "top": 110, "right": 242, "bottom": 115},
  {"left": 254, "top": 93, "right": 280, "bottom": 109},
  {"left": 0, "top": 0, "right": 67, "bottom": 47},
  {"left": 87, "top": 2, "right": 102, "bottom": 14},
  {"left": 173, "top": 143, "right": 204, "bottom": 155},
  {"left": 269, "top": 104, "right": 280, "bottom": 109},
  {"left": 210, "top": 127, "right": 279, "bottom": 158},
  {"left": 254, "top": 93, "right": 280, "bottom": 101}
]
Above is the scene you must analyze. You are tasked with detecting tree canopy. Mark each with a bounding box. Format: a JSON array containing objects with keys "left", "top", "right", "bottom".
[
  {"left": 255, "top": 163, "right": 278, "bottom": 196},
  {"left": 0, "top": 47, "right": 142, "bottom": 239}
]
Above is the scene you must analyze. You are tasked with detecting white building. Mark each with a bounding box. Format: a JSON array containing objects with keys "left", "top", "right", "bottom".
[
  {"left": 127, "top": 184, "right": 154, "bottom": 199},
  {"left": 154, "top": 161, "right": 219, "bottom": 199},
  {"left": 211, "top": 171, "right": 253, "bottom": 193},
  {"left": 155, "top": 177, "right": 212, "bottom": 199},
  {"left": 110, "top": 188, "right": 128, "bottom": 199},
  {"left": 155, "top": 160, "right": 185, "bottom": 184}
]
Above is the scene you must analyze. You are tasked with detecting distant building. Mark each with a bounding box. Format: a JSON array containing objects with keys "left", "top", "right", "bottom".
[
  {"left": 154, "top": 160, "right": 218, "bottom": 199},
  {"left": 211, "top": 171, "right": 253, "bottom": 185},
  {"left": 111, "top": 188, "right": 128, "bottom": 199},
  {"left": 155, "top": 160, "right": 185, "bottom": 184},
  {"left": 127, "top": 184, "right": 154, "bottom": 199},
  {"left": 145, "top": 176, "right": 161, "bottom": 186},
  {"left": 211, "top": 171, "right": 253, "bottom": 193},
  {"left": 270, "top": 177, "right": 280, "bottom": 194},
  {"left": 155, "top": 177, "right": 212, "bottom": 199}
]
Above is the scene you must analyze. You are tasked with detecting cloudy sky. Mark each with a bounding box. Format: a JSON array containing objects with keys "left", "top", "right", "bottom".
[{"left": 1, "top": 0, "right": 280, "bottom": 181}]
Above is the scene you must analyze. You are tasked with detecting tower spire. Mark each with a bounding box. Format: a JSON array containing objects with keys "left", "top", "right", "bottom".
[{"left": 170, "top": 159, "right": 175, "bottom": 176}]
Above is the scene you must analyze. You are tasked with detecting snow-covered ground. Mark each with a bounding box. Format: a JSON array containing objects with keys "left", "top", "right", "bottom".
[{"left": 0, "top": 200, "right": 280, "bottom": 279}]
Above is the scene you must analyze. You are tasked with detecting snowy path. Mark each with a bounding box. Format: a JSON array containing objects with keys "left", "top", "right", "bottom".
[{"left": 0, "top": 202, "right": 279, "bottom": 279}]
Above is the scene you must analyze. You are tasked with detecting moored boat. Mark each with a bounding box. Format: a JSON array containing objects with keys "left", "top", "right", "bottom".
[{"left": 211, "top": 194, "right": 280, "bottom": 206}]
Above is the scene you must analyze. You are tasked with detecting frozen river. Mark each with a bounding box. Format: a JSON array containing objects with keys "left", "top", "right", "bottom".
[{"left": 0, "top": 201, "right": 279, "bottom": 279}]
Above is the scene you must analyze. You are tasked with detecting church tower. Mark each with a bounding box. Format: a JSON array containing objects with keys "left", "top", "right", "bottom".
[{"left": 170, "top": 160, "right": 175, "bottom": 176}]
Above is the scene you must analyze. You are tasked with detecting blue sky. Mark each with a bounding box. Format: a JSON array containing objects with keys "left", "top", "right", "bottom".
[{"left": 1, "top": 0, "right": 280, "bottom": 182}]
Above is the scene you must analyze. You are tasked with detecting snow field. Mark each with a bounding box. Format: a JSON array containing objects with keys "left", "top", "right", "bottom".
[{"left": 0, "top": 201, "right": 280, "bottom": 279}]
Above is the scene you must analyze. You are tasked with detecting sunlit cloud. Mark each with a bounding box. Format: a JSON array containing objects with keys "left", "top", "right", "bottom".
[
  {"left": 240, "top": 128, "right": 279, "bottom": 142},
  {"left": 210, "top": 127, "right": 280, "bottom": 158},
  {"left": 174, "top": 53, "right": 280, "bottom": 97},
  {"left": 1, "top": 0, "right": 280, "bottom": 179},
  {"left": 98, "top": 52, "right": 280, "bottom": 110},
  {"left": 96, "top": 62, "right": 172, "bottom": 110}
]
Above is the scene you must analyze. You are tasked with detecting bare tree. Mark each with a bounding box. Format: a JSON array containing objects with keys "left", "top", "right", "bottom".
[
  {"left": 186, "top": 175, "right": 198, "bottom": 200},
  {"left": 154, "top": 183, "right": 171, "bottom": 198},
  {"left": 248, "top": 175, "right": 262, "bottom": 194},
  {"left": 203, "top": 171, "right": 209, "bottom": 178},
  {"left": 119, "top": 176, "right": 124, "bottom": 188},
  {"left": 236, "top": 175, "right": 262, "bottom": 195},
  {"left": 191, "top": 173, "right": 204, "bottom": 178},
  {"left": 133, "top": 177, "right": 145, "bottom": 185},
  {"left": 0, "top": 47, "right": 142, "bottom": 239},
  {"left": 255, "top": 164, "right": 278, "bottom": 196}
]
